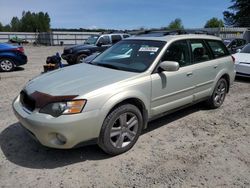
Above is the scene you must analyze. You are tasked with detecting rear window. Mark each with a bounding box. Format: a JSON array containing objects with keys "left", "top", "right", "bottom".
[{"left": 207, "top": 40, "right": 229, "bottom": 58}]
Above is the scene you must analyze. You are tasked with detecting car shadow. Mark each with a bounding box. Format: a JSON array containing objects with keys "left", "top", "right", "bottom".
[
  {"left": 0, "top": 67, "right": 25, "bottom": 73},
  {"left": 14, "top": 67, "right": 25, "bottom": 72},
  {"left": 0, "top": 103, "right": 205, "bottom": 169},
  {"left": 235, "top": 76, "right": 250, "bottom": 83}
]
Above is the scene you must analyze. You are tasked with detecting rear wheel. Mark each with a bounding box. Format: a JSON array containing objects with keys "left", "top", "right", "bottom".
[
  {"left": 207, "top": 78, "right": 228, "bottom": 108},
  {"left": 76, "top": 54, "right": 87, "bottom": 64},
  {"left": 98, "top": 104, "right": 143, "bottom": 155},
  {"left": 0, "top": 58, "right": 15, "bottom": 72}
]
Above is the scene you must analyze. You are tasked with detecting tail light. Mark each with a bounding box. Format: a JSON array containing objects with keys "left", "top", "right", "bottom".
[
  {"left": 231, "top": 55, "right": 235, "bottom": 63},
  {"left": 14, "top": 47, "right": 24, "bottom": 53}
]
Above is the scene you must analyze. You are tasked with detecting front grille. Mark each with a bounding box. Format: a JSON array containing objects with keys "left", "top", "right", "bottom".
[{"left": 20, "top": 90, "right": 36, "bottom": 111}]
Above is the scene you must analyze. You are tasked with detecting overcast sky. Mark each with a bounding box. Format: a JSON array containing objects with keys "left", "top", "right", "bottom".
[{"left": 0, "top": 0, "right": 231, "bottom": 29}]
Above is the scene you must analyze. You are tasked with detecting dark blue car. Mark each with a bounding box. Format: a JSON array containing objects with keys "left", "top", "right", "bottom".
[{"left": 0, "top": 43, "right": 27, "bottom": 72}]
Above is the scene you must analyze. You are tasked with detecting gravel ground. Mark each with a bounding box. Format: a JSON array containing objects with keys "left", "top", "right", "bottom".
[{"left": 0, "top": 46, "right": 250, "bottom": 188}]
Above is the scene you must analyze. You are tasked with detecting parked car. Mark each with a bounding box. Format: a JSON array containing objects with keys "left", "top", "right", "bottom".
[
  {"left": 13, "top": 34, "right": 235, "bottom": 155},
  {"left": 61, "top": 33, "right": 130, "bottom": 64},
  {"left": 0, "top": 43, "right": 27, "bottom": 72},
  {"left": 9, "top": 36, "right": 29, "bottom": 45},
  {"left": 223, "top": 38, "right": 247, "bottom": 54},
  {"left": 233, "top": 43, "right": 250, "bottom": 77}
]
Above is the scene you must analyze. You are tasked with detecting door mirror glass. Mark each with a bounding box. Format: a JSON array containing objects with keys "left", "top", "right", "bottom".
[{"left": 159, "top": 61, "right": 179, "bottom": 72}]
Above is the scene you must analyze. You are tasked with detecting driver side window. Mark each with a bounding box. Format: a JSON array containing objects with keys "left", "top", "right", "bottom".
[
  {"left": 98, "top": 36, "right": 111, "bottom": 45},
  {"left": 161, "top": 40, "right": 190, "bottom": 67}
]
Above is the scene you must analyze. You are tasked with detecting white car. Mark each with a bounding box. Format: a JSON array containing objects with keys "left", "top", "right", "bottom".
[{"left": 233, "top": 43, "right": 250, "bottom": 77}]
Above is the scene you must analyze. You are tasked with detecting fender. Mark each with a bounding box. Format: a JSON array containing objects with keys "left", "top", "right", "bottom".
[
  {"left": 97, "top": 90, "right": 150, "bottom": 129},
  {"left": 0, "top": 52, "right": 18, "bottom": 60},
  {"left": 210, "top": 68, "right": 231, "bottom": 96},
  {"left": 76, "top": 49, "right": 91, "bottom": 56}
]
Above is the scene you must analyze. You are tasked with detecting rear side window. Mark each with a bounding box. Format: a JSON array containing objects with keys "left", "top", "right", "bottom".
[
  {"left": 207, "top": 40, "right": 229, "bottom": 58},
  {"left": 111, "top": 35, "right": 122, "bottom": 44},
  {"left": 190, "top": 40, "right": 212, "bottom": 63}
]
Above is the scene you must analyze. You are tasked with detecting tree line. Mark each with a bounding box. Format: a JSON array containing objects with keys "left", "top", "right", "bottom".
[{"left": 0, "top": 11, "right": 50, "bottom": 32}]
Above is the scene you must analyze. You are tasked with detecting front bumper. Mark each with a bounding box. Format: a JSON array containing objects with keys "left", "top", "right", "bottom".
[
  {"left": 14, "top": 53, "right": 28, "bottom": 66},
  {"left": 12, "top": 95, "right": 102, "bottom": 149},
  {"left": 61, "top": 53, "right": 75, "bottom": 63},
  {"left": 235, "top": 63, "right": 250, "bottom": 78}
]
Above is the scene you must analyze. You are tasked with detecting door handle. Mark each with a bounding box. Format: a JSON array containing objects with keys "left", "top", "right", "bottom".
[{"left": 186, "top": 72, "right": 193, "bottom": 76}]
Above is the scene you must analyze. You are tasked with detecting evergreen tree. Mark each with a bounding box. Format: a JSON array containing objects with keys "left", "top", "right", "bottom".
[
  {"left": 223, "top": 0, "right": 250, "bottom": 27},
  {"left": 10, "top": 17, "right": 21, "bottom": 31},
  {"left": 167, "top": 18, "right": 184, "bottom": 30},
  {"left": 0, "top": 22, "right": 3, "bottom": 31},
  {"left": 204, "top": 17, "right": 224, "bottom": 28}
]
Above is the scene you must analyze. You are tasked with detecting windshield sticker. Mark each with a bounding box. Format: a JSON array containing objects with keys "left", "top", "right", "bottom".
[{"left": 139, "top": 47, "right": 159, "bottom": 52}]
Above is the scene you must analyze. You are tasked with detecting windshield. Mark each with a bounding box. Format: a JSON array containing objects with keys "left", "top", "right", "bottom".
[
  {"left": 85, "top": 35, "right": 99, "bottom": 45},
  {"left": 240, "top": 44, "right": 250, "bottom": 53},
  {"left": 91, "top": 40, "right": 166, "bottom": 72}
]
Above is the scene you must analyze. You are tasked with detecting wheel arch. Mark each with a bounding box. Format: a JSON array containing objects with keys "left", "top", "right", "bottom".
[
  {"left": 0, "top": 53, "right": 18, "bottom": 62},
  {"left": 100, "top": 94, "right": 149, "bottom": 131},
  {"left": 220, "top": 73, "right": 230, "bottom": 93},
  {"left": 108, "top": 98, "right": 148, "bottom": 129}
]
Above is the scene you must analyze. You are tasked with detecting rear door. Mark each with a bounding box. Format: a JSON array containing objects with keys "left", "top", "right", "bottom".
[
  {"left": 190, "top": 39, "right": 229, "bottom": 101},
  {"left": 188, "top": 39, "right": 215, "bottom": 100}
]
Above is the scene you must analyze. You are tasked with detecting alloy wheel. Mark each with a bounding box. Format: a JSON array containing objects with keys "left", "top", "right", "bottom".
[
  {"left": 110, "top": 112, "right": 139, "bottom": 148},
  {"left": 213, "top": 80, "right": 226, "bottom": 106},
  {"left": 0, "top": 59, "right": 14, "bottom": 71}
]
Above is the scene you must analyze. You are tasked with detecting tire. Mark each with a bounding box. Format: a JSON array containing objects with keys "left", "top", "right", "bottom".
[
  {"left": 67, "top": 60, "right": 75, "bottom": 65},
  {"left": 76, "top": 54, "right": 87, "bottom": 64},
  {"left": 98, "top": 104, "right": 143, "bottom": 155},
  {"left": 207, "top": 78, "right": 228, "bottom": 109},
  {"left": 0, "top": 58, "right": 15, "bottom": 72}
]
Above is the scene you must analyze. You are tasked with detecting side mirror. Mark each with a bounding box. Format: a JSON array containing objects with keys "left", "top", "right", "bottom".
[
  {"left": 159, "top": 61, "right": 179, "bottom": 72},
  {"left": 236, "top": 49, "right": 241, "bottom": 53}
]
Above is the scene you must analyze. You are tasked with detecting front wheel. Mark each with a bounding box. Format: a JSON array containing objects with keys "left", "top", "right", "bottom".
[
  {"left": 207, "top": 78, "right": 228, "bottom": 109},
  {"left": 98, "top": 104, "right": 143, "bottom": 155},
  {"left": 76, "top": 54, "right": 87, "bottom": 64}
]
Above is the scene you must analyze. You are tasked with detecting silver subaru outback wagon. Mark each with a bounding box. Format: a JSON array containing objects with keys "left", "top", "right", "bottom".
[{"left": 13, "top": 34, "right": 236, "bottom": 155}]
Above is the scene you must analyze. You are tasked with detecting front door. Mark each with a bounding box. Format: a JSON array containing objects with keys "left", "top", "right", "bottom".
[{"left": 150, "top": 40, "right": 194, "bottom": 116}]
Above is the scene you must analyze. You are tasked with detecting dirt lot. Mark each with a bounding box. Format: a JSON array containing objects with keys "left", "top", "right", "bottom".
[{"left": 0, "top": 46, "right": 250, "bottom": 188}]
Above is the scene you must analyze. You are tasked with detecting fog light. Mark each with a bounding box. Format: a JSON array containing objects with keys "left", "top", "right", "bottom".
[{"left": 56, "top": 133, "right": 67, "bottom": 145}]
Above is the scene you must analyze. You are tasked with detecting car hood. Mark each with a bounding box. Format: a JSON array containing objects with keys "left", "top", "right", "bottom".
[
  {"left": 233, "top": 53, "right": 250, "bottom": 63},
  {"left": 65, "top": 44, "right": 95, "bottom": 51},
  {"left": 25, "top": 63, "right": 139, "bottom": 97}
]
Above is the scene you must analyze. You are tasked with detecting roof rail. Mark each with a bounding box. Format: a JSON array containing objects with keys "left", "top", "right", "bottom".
[{"left": 136, "top": 29, "right": 215, "bottom": 36}]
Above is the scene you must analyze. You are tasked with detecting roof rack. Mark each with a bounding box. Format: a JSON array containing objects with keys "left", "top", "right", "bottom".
[{"left": 136, "top": 29, "right": 215, "bottom": 37}]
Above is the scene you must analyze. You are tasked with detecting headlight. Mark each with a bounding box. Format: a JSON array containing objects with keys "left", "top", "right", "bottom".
[{"left": 40, "top": 100, "right": 87, "bottom": 117}]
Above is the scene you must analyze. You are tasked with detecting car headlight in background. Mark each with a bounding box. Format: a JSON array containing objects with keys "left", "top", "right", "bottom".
[{"left": 40, "top": 100, "right": 87, "bottom": 117}]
